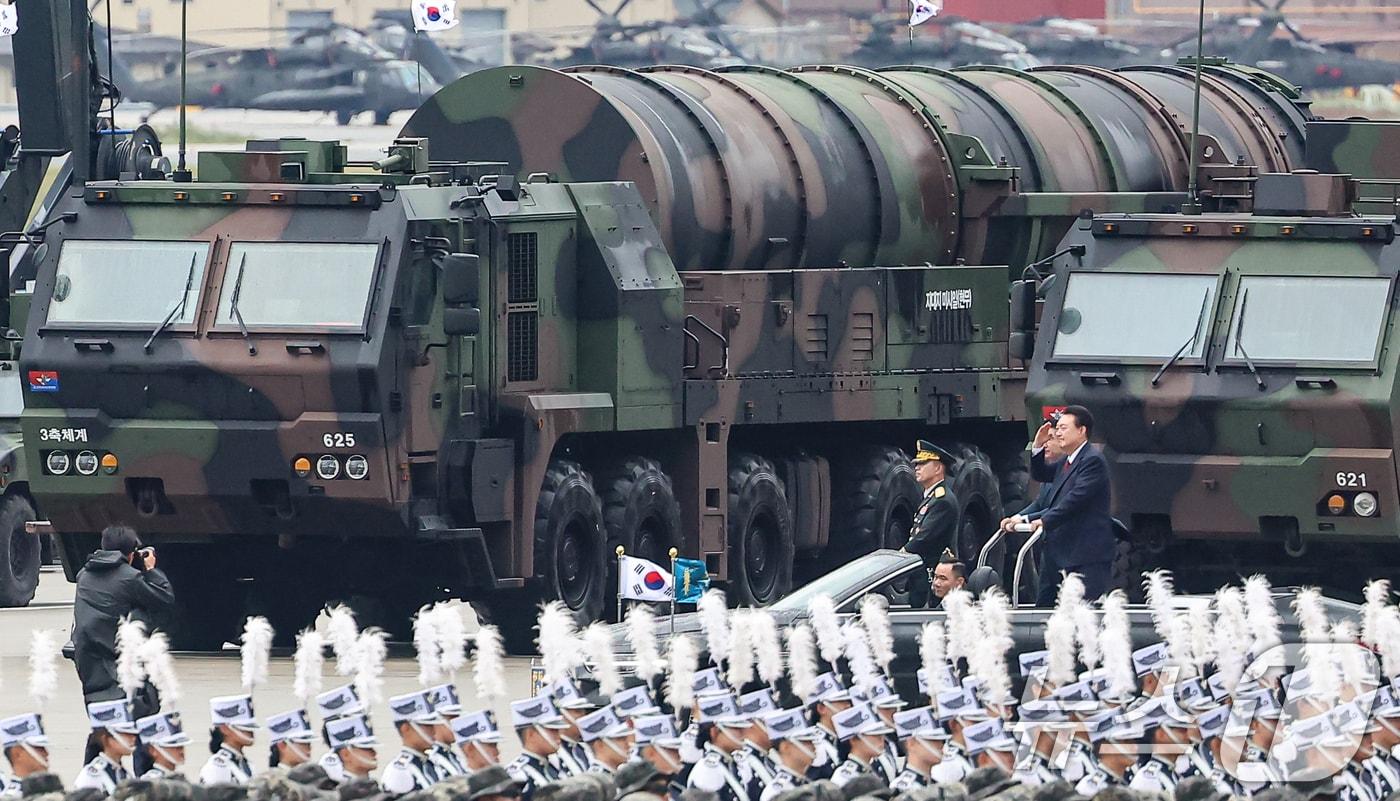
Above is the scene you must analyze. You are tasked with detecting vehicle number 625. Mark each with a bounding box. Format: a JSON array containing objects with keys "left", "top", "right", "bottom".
[
  {"left": 323, "top": 432, "right": 357, "bottom": 448},
  {"left": 1336, "top": 471, "right": 1368, "bottom": 488}
]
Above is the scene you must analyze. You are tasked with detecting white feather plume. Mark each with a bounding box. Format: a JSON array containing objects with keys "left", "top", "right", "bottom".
[
  {"left": 975, "top": 588, "right": 1014, "bottom": 703},
  {"left": 665, "top": 635, "right": 698, "bottom": 711},
  {"left": 116, "top": 617, "right": 149, "bottom": 698},
  {"left": 1244, "top": 575, "right": 1282, "bottom": 657},
  {"left": 1057, "top": 573, "right": 1086, "bottom": 613},
  {"left": 1143, "top": 569, "right": 1176, "bottom": 642},
  {"left": 843, "top": 622, "right": 881, "bottom": 695},
  {"left": 697, "top": 589, "right": 731, "bottom": 665},
  {"left": 1072, "top": 602, "right": 1101, "bottom": 670},
  {"left": 1045, "top": 609, "right": 1078, "bottom": 685},
  {"left": 538, "top": 601, "right": 583, "bottom": 685},
  {"left": 1189, "top": 607, "right": 1217, "bottom": 674},
  {"left": 326, "top": 605, "right": 361, "bottom": 676},
  {"left": 240, "top": 616, "right": 274, "bottom": 691},
  {"left": 1332, "top": 620, "right": 1373, "bottom": 693},
  {"left": 414, "top": 606, "right": 443, "bottom": 687},
  {"left": 1100, "top": 590, "right": 1135, "bottom": 699},
  {"left": 920, "top": 621, "right": 951, "bottom": 694},
  {"left": 860, "top": 594, "right": 896, "bottom": 673},
  {"left": 583, "top": 622, "right": 622, "bottom": 697},
  {"left": 353, "top": 628, "right": 388, "bottom": 706},
  {"left": 473, "top": 625, "right": 507, "bottom": 703},
  {"left": 1377, "top": 606, "right": 1400, "bottom": 681},
  {"left": 1363, "top": 580, "right": 1391, "bottom": 647},
  {"left": 1212, "top": 587, "right": 1249, "bottom": 694},
  {"left": 140, "top": 632, "right": 180, "bottom": 708},
  {"left": 943, "top": 588, "right": 979, "bottom": 667},
  {"left": 1294, "top": 587, "right": 1338, "bottom": 700},
  {"left": 27, "top": 629, "right": 61, "bottom": 708},
  {"left": 435, "top": 604, "right": 469, "bottom": 676},
  {"left": 293, "top": 629, "right": 326, "bottom": 704},
  {"left": 1165, "top": 612, "right": 1196, "bottom": 677},
  {"left": 750, "top": 609, "right": 785, "bottom": 686},
  {"left": 787, "top": 624, "right": 819, "bottom": 701},
  {"left": 808, "top": 594, "right": 844, "bottom": 667},
  {"left": 727, "top": 609, "right": 756, "bottom": 688},
  {"left": 626, "top": 605, "right": 665, "bottom": 684}
]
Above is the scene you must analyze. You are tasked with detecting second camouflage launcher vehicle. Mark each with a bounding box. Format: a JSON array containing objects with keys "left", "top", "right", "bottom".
[
  {"left": 20, "top": 57, "right": 1314, "bottom": 648},
  {"left": 1026, "top": 119, "right": 1400, "bottom": 595}
]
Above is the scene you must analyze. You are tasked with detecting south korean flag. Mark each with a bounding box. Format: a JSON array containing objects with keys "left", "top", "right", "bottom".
[
  {"left": 1, "top": 2, "right": 18, "bottom": 37},
  {"left": 909, "top": 0, "right": 940, "bottom": 27},
  {"left": 411, "top": 0, "right": 459, "bottom": 32},
  {"left": 620, "top": 555, "right": 673, "bottom": 602}
]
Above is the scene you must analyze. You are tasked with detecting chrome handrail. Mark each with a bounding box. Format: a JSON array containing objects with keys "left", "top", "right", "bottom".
[
  {"left": 1012, "top": 527, "right": 1043, "bottom": 607},
  {"left": 975, "top": 527, "right": 1006, "bottom": 569}
]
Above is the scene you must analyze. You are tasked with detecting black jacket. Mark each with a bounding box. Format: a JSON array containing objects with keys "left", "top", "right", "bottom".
[
  {"left": 73, "top": 550, "right": 176, "bottom": 701},
  {"left": 905, "top": 480, "right": 959, "bottom": 566},
  {"left": 1028, "top": 444, "right": 1114, "bottom": 567}
]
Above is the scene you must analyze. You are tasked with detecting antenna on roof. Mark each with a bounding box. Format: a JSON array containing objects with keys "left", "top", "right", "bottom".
[
  {"left": 1182, "top": 0, "right": 1206, "bottom": 215},
  {"left": 172, "top": 0, "right": 191, "bottom": 182}
]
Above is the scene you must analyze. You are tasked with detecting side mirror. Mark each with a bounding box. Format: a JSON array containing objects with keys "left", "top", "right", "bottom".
[
  {"left": 444, "top": 307, "right": 481, "bottom": 337},
  {"left": 1009, "top": 331, "right": 1034, "bottom": 362},
  {"left": 1010, "top": 280, "right": 1036, "bottom": 333},
  {"left": 440, "top": 253, "right": 480, "bottom": 305}
]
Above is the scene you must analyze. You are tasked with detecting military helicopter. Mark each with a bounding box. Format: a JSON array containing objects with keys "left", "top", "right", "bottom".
[
  {"left": 1157, "top": 0, "right": 1400, "bottom": 90},
  {"left": 105, "top": 25, "right": 439, "bottom": 125},
  {"left": 515, "top": 0, "right": 747, "bottom": 70},
  {"left": 998, "top": 17, "right": 1144, "bottom": 69},
  {"left": 847, "top": 12, "right": 1040, "bottom": 70}
]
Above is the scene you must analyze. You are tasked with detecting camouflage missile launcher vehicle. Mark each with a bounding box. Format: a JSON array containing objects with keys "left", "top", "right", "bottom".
[
  {"left": 1025, "top": 118, "right": 1400, "bottom": 595},
  {"left": 18, "top": 54, "right": 1316, "bottom": 647}
]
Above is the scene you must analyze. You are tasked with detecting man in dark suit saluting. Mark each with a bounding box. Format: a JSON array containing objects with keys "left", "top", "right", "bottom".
[{"left": 1009, "top": 406, "right": 1114, "bottom": 605}]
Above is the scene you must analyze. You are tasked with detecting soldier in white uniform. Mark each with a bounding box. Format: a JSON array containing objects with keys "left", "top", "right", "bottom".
[
  {"left": 930, "top": 685, "right": 978, "bottom": 784},
  {"left": 863, "top": 680, "right": 906, "bottom": 783},
  {"left": 1364, "top": 689, "right": 1400, "bottom": 800},
  {"left": 324, "top": 714, "right": 380, "bottom": 783},
  {"left": 888, "top": 706, "right": 949, "bottom": 793},
  {"left": 829, "top": 702, "right": 893, "bottom": 787},
  {"left": 804, "top": 673, "right": 850, "bottom": 781},
  {"left": 1126, "top": 698, "right": 1181, "bottom": 795},
  {"left": 632, "top": 714, "right": 686, "bottom": 796},
  {"left": 506, "top": 694, "right": 568, "bottom": 801},
  {"left": 381, "top": 689, "right": 447, "bottom": 794},
  {"left": 549, "top": 679, "right": 599, "bottom": 778},
  {"left": 1074, "top": 711, "right": 1139, "bottom": 797},
  {"left": 576, "top": 706, "right": 632, "bottom": 774},
  {"left": 74, "top": 700, "right": 138, "bottom": 793},
  {"left": 424, "top": 683, "right": 469, "bottom": 779},
  {"left": 1047, "top": 682, "right": 1102, "bottom": 783},
  {"left": 266, "top": 709, "right": 319, "bottom": 770},
  {"left": 963, "top": 717, "right": 1018, "bottom": 774},
  {"left": 316, "top": 684, "right": 364, "bottom": 783},
  {"left": 1009, "top": 701, "right": 1062, "bottom": 786},
  {"left": 198, "top": 694, "right": 259, "bottom": 786},
  {"left": 685, "top": 693, "right": 749, "bottom": 801},
  {"left": 452, "top": 710, "right": 505, "bottom": 774},
  {"left": 135, "top": 712, "right": 191, "bottom": 780},
  {"left": 0, "top": 714, "right": 50, "bottom": 798},
  {"left": 759, "top": 709, "right": 820, "bottom": 801},
  {"left": 733, "top": 688, "right": 778, "bottom": 796}
]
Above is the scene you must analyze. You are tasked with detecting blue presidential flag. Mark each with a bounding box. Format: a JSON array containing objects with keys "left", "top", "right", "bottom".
[{"left": 672, "top": 558, "right": 709, "bottom": 603}]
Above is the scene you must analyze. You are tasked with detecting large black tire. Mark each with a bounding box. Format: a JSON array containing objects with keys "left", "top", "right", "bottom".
[
  {"left": 951, "top": 444, "right": 1003, "bottom": 565},
  {"left": 727, "top": 454, "right": 795, "bottom": 607},
  {"left": 0, "top": 495, "right": 39, "bottom": 607},
  {"left": 159, "top": 548, "right": 244, "bottom": 651},
  {"left": 470, "top": 592, "right": 537, "bottom": 655},
  {"left": 601, "top": 457, "right": 682, "bottom": 620},
  {"left": 831, "top": 446, "right": 922, "bottom": 560},
  {"left": 534, "top": 459, "right": 607, "bottom": 627}
]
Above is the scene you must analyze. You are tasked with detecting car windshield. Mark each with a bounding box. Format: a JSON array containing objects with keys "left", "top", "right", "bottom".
[
  {"left": 46, "top": 240, "right": 209, "bottom": 327},
  {"left": 215, "top": 242, "right": 379, "bottom": 330},
  {"left": 773, "top": 550, "right": 916, "bottom": 611},
  {"left": 1053, "top": 272, "right": 1218, "bottom": 360},
  {"left": 1225, "top": 275, "right": 1391, "bottom": 365}
]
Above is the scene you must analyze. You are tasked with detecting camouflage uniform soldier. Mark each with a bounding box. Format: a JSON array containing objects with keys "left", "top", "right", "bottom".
[{"left": 904, "top": 441, "right": 959, "bottom": 608}]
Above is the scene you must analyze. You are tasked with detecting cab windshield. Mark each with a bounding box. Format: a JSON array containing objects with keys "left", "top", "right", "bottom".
[
  {"left": 1225, "top": 275, "right": 1391, "bottom": 365},
  {"left": 46, "top": 240, "right": 209, "bottom": 327},
  {"left": 215, "top": 242, "right": 379, "bottom": 330},
  {"left": 1052, "top": 272, "right": 1218, "bottom": 361}
]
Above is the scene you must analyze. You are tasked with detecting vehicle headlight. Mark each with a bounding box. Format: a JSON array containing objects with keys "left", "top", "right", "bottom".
[
  {"left": 46, "top": 451, "right": 71, "bottom": 475},
  {"left": 1354, "top": 492, "right": 1378, "bottom": 518},
  {"left": 345, "top": 455, "right": 369, "bottom": 481},
  {"left": 75, "top": 450, "right": 100, "bottom": 476},
  {"left": 316, "top": 454, "right": 341, "bottom": 481}
]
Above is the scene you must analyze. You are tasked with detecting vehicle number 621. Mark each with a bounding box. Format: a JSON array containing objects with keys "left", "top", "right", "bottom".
[
  {"left": 323, "top": 432, "right": 357, "bottom": 448},
  {"left": 1336, "top": 471, "right": 1368, "bottom": 488}
]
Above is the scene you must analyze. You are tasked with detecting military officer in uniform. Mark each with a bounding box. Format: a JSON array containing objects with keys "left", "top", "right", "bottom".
[
  {"left": 266, "top": 710, "right": 319, "bottom": 770},
  {"left": 760, "top": 710, "right": 818, "bottom": 801},
  {"left": 1008, "top": 701, "right": 1062, "bottom": 786},
  {"left": 1364, "top": 688, "right": 1400, "bottom": 800},
  {"left": 686, "top": 693, "right": 750, "bottom": 801},
  {"left": 0, "top": 714, "right": 49, "bottom": 798},
  {"left": 507, "top": 695, "right": 569, "bottom": 801},
  {"left": 74, "top": 700, "right": 138, "bottom": 793},
  {"left": 829, "top": 702, "right": 894, "bottom": 787},
  {"left": 890, "top": 707, "right": 948, "bottom": 792},
  {"left": 453, "top": 710, "right": 505, "bottom": 773},
  {"left": 381, "top": 690, "right": 445, "bottom": 794},
  {"left": 424, "top": 683, "right": 469, "bottom": 778},
  {"left": 576, "top": 706, "right": 631, "bottom": 774},
  {"left": 904, "top": 440, "right": 960, "bottom": 608},
  {"left": 805, "top": 673, "right": 850, "bottom": 781},
  {"left": 324, "top": 714, "right": 379, "bottom": 782},
  {"left": 549, "top": 679, "right": 598, "bottom": 777},
  {"left": 135, "top": 712, "right": 190, "bottom": 779},
  {"left": 931, "top": 686, "right": 977, "bottom": 783},
  {"left": 632, "top": 715, "right": 686, "bottom": 782},
  {"left": 198, "top": 694, "right": 259, "bottom": 786},
  {"left": 1074, "top": 713, "right": 1137, "bottom": 797},
  {"left": 316, "top": 684, "right": 365, "bottom": 783}
]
